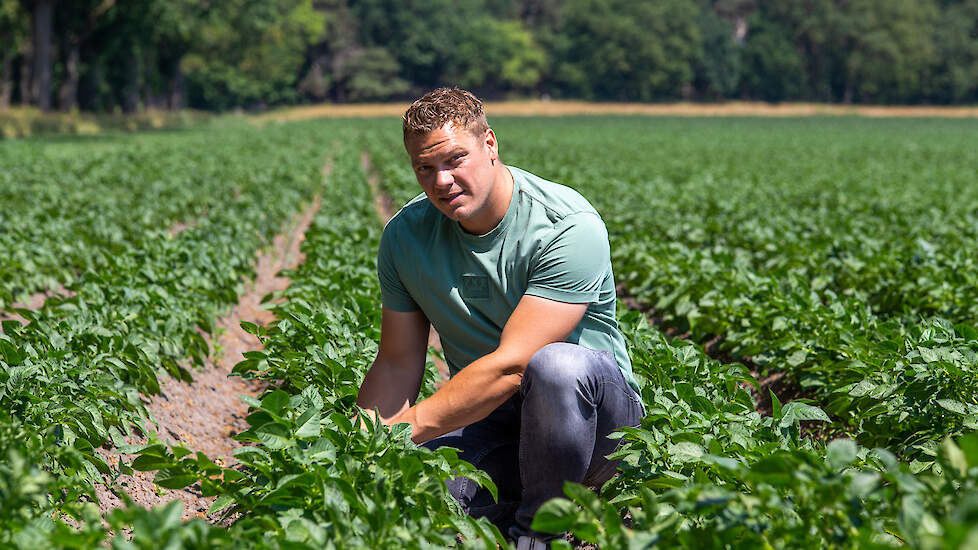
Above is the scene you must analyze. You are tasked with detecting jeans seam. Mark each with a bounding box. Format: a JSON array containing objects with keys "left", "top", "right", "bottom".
[
  {"left": 612, "top": 380, "right": 641, "bottom": 403},
  {"left": 457, "top": 477, "right": 470, "bottom": 507},
  {"left": 597, "top": 349, "right": 642, "bottom": 405},
  {"left": 462, "top": 437, "right": 518, "bottom": 508}
]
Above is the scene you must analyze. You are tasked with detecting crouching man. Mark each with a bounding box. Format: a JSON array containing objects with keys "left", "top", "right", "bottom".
[{"left": 355, "top": 87, "right": 643, "bottom": 549}]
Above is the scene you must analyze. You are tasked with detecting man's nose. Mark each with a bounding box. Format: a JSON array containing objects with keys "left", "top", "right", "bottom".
[{"left": 435, "top": 168, "right": 454, "bottom": 188}]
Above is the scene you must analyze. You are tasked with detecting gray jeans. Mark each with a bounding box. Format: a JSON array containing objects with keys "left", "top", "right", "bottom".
[{"left": 422, "top": 342, "right": 645, "bottom": 540}]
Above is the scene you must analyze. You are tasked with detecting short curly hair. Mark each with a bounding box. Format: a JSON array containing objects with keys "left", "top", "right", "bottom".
[{"left": 402, "top": 87, "right": 489, "bottom": 142}]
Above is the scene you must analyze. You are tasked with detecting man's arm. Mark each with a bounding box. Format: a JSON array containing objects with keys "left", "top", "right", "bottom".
[
  {"left": 388, "top": 295, "right": 588, "bottom": 443},
  {"left": 356, "top": 306, "right": 430, "bottom": 424}
]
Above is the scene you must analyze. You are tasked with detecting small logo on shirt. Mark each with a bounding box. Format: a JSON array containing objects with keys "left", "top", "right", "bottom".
[{"left": 461, "top": 274, "right": 490, "bottom": 301}]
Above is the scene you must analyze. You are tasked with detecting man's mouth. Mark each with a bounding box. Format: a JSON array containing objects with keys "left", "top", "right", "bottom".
[{"left": 441, "top": 192, "right": 463, "bottom": 204}]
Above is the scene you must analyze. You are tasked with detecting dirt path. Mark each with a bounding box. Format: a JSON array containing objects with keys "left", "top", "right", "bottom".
[
  {"left": 360, "top": 150, "right": 450, "bottom": 388},
  {"left": 93, "top": 165, "right": 328, "bottom": 520},
  {"left": 166, "top": 213, "right": 205, "bottom": 238},
  {"left": 0, "top": 286, "right": 77, "bottom": 328}
]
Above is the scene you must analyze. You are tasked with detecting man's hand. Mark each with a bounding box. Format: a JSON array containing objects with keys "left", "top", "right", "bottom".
[
  {"left": 356, "top": 307, "right": 429, "bottom": 425},
  {"left": 389, "top": 295, "right": 588, "bottom": 444},
  {"left": 356, "top": 408, "right": 381, "bottom": 431}
]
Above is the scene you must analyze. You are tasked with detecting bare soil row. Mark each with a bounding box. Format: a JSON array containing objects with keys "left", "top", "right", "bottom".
[
  {"left": 360, "top": 150, "right": 451, "bottom": 388},
  {"left": 93, "top": 194, "right": 322, "bottom": 519}
]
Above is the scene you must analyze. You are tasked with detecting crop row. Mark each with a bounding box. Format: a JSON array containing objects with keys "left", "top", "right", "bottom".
[
  {"left": 0, "top": 120, "right": 320, "bottom": 309},
  {"left": 0, "top": 120, "right": 326, "bottom": 546}
]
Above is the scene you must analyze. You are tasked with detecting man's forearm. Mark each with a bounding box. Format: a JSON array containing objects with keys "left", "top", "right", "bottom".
[
  {"left": 389, "top": 351, "right": 523, "bottom": 444},
  {"left": 357, "top": 358, "right": 425, "bottom": 423}
]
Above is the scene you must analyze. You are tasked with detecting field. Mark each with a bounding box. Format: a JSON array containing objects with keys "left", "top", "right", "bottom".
[{"left": 1, "top": 114, "right": 977, "bottom": 549}]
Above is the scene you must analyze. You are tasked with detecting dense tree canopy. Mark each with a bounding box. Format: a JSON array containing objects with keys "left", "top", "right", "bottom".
[{"left": 1, "top": 0, "right": 977, "bottom": 112}]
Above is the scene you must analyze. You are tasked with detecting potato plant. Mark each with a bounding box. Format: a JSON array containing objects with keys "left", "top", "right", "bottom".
[{"left": 2, "top": 116, "right": 977, "bottom": 548}]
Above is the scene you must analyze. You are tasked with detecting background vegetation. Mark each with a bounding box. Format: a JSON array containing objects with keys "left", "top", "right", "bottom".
[{"left": 3, "top": 0, "right": 978, "bottom": 113}]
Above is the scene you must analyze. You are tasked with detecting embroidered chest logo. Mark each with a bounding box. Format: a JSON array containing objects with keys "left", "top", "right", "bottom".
[{"left": 461, "top": 274, "right": 490, "bottom": 301}]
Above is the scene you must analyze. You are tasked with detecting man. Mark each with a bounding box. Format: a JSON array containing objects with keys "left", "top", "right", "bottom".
[{"left": 356, "top": 88, "right": 643, "bottom": 549}]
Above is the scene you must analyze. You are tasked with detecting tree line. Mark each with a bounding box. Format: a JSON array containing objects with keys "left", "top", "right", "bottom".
[{"left": 2, "top": 0, "right": 977, "bottom": 112}]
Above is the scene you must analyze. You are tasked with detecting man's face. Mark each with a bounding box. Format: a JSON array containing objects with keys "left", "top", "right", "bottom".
[{"left": 405, "top": 123, "right": 505, "bottom": 234}]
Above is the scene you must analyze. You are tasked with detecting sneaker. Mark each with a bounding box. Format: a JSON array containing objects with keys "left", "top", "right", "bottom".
[{"left": 516, "top": 536, "right": 549, "bottom": 550}]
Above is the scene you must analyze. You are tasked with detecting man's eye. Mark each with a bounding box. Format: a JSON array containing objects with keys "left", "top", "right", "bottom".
[{"left": 416, "top": 165, "right": 431, "bottom": 173}]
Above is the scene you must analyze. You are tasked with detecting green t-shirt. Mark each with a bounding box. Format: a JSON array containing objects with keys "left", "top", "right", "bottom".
[{"left": 378, "top": 165, "right": 637, "bottom": 391}]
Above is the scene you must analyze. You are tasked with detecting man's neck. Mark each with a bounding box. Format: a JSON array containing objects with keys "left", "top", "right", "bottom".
[{"left": 460, "top": 165, "right": 514, "bottom": 235}]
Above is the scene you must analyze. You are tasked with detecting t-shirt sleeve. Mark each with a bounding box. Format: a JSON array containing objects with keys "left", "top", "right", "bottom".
[
  {"left": 377, "top": 224, "right": 420, "bottom": 312},
  {"left": 525, "top": 212, "right": 609, "bottom": 304}
]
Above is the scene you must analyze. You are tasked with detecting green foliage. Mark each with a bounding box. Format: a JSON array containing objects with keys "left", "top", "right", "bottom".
[
  {"left": 535, "top": 434, "right": 978, "bottom": 549},
  {"left": 350, "top": 0, "right": 484, "bottom": 90},
  {"left": 840, "top": 0, "right": 939, "bottom": 103},
  {"left": 450, "top": 18, "right": 547, "bottom": 94},
  {"left": 552, "top": 0, "right": 701, "bottom": 100},
  {"left": 0, "top": 121, "right": 324, "bottom": 546},
  {"left": 341, "top": 48, "right": 411, "bottom": 102},
  {"left": 182, "top": 0, "right": 325, "bottom": 109},
  {"left": 930, "top": 0, "right": 978, "bottom": 102},
  {"left": 740, "top": 13, "right": 806, "bottom": 101},
  {"left": 8, "top": 0, "right": 978, "bottom": 110},
  {"left": 0, "top": 417, "right": 100, "bottom": 548},
  {"left": 740, "top": 0, "right": 943, "bottom": 103},
  {"left": 692, "top": 4, "right": 742, "bottom": 98},
  {"left": 0, "top": 0, "right": 29, "bottom": 61}
]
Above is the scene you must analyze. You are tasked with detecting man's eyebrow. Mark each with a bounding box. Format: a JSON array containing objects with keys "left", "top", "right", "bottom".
[{"left": 415, "top": 147, "right": 468, "bottom": 163}]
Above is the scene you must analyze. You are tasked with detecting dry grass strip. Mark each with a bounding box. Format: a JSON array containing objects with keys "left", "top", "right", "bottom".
[{"left": 260, "top": 100, "right": 978, "bottom": 123}]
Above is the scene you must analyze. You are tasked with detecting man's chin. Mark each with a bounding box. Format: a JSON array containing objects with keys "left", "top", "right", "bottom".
[{"left": 440, "top": 207, "right": 469, "bottom": 222}]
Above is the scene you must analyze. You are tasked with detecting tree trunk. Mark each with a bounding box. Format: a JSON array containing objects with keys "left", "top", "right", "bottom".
[
  {"left": 167, "top": 65, "right": 184, "bottom": 109},
  {"left": 31, "top": 0, "right": 54, "bottom": 111},
  {"left": 733, "top": 16, "right": 748, "bottom": 44},
  {"left": 122, "top": 53, "right": 140, "bottom": 113},
  {"left": 19, "top": 38, "right": 33, "bottom": 105},
  {"left": 78, "top": 53, "right": 100, "bottom": 111},
  {"left": 142, "top": 51, "right": 155, "bottom": 110},
  {"left": 0, "top": 51, "right": 13, "bottom": 109},
  {"left": 58, "top": 40, "right": 80, "bottom": 111},
  {"left": 843, "top": 71, "right": 854, "bottom": 104}
]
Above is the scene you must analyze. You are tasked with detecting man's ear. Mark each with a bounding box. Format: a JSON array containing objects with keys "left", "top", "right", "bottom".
[{"left": 485, "top": 128, "right": 499, "bottom": 163}]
